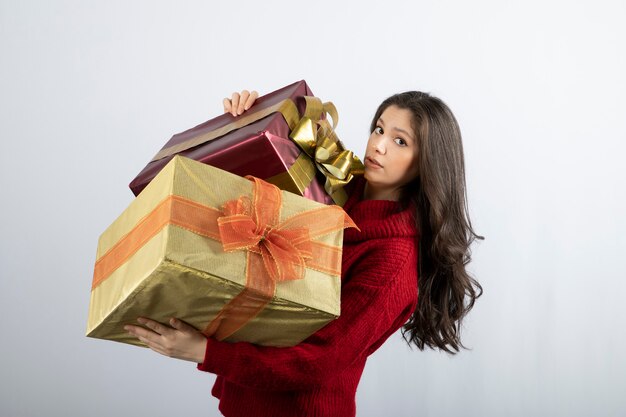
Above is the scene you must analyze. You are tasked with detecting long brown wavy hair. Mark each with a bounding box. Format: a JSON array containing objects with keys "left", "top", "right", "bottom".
[{"left": 370, "top": 92, "right": 483, "bottom": 354}]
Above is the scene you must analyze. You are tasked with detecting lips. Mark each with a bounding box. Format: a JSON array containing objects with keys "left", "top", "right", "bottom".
[{"left": 365, "top": 156, "right": 383, "bottom": 168}]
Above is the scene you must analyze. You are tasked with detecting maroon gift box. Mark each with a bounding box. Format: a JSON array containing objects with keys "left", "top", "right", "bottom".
[{"left": 129, "top": 80, "right": 334, "bottom": 204}]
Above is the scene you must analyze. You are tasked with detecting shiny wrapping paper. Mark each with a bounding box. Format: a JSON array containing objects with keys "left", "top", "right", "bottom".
[
  {"left": 87, "top": 156, "right": 355, "bottom": 347},
  {"left": 128, "top": 80, "right": 363, "bottom": 206}
]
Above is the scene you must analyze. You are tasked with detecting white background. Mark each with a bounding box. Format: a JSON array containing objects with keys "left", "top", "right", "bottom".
[{"left": 1, "top": 1, "right": 625, "bottom": 416}]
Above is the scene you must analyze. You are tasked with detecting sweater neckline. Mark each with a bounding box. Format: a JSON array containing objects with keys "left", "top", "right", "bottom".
[{"left": 342, "top": 177, "right": 417, "bottom": 242}]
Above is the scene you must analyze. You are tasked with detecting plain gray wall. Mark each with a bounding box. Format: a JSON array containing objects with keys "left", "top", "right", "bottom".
[{"left": 1, "top": 1, "right": 624, "bottom": 416}]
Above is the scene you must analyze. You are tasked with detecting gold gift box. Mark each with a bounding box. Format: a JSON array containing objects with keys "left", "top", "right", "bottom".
[{"left": 87, "top": 156, "right": 352, "bottom": 347}]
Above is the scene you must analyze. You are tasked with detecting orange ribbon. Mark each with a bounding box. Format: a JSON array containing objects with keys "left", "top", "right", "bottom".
[{"left": 205, "top": 176, "right": 355, "bottom": 341}]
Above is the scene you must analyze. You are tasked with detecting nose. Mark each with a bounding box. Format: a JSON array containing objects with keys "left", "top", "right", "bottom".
[{"left": 372, "top": 135, "right": 386, "bottom": 154}]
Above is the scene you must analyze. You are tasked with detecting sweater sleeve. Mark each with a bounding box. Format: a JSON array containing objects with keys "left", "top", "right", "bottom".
[{"left": 196, "top": 242, "right": 417, "bottom": 391}]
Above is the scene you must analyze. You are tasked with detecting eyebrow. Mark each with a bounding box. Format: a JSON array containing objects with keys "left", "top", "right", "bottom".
[{"left": 378, "top": 117, "right": 416, "bottom": 142}]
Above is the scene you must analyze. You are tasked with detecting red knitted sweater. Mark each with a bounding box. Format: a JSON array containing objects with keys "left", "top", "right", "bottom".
[{"left": 197, "top": 179, "right": 419, "bottom": 417}]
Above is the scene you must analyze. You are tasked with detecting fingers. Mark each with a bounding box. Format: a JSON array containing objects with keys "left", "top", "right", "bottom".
[
  {"left": 125, "top": 326, "right": 169, "bottom": 356},
  {"left": 125, "top": 317, "right": 207, "bottom": 362},
  {"left": 237, "top": 90, "right": 249, "bottom": 115},
  {"left": 244, "top": 90, "right": 258, "bottom": 111},
  {"left": 137, "top": 317, "right": 170, "bottom": 335},
  {"left": 230, "top": 92, "right": 240, "bottom": 116},
  {"left": 125, "top": 319, "right": 174, "bottom": 354},
  {"left": 169, "top": 317, "right": 195, "bottom": 333},
  {"left": 223, "top": 90, "right": 259, "bottom": 117},
  {"left": 124, "top": 318, "right": 171, "bottom": 345},
  {"left": 223, "top": 97, "right": 232, "bottom": 114},
  {"left": 124, "top": 323, "right": 163, "bottom": 346},
  {"left": 124, "top": 318, "right": 195, "bottom": 341}
]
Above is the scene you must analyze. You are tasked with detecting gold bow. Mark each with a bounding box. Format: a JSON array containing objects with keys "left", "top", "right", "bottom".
[{"left": 289, "top": 97, "right": 364, "bottom": 206}]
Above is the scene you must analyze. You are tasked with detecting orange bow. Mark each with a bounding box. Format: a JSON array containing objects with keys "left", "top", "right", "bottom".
[
  {"left": 217, "top": 180, "right": 313, "bottom": 284},
  {"left": 204, "top": 176, "right": 355, "bottom": 341}
]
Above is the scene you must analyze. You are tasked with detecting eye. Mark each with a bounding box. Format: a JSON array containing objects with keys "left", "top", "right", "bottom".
[
  {"left": 374, "top": 126, "right": 383, "bottom": 134},
  {"left": 394, "top": 137, "right": 407, "bottom": 146}
]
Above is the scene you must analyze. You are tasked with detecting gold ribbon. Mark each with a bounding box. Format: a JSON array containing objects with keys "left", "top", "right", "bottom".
[
  {"left": 149, "top": 96, "right": 363, "bottom": 205},
  {"left": 288, "top": 97, "right": 364, "bottom": 206}
]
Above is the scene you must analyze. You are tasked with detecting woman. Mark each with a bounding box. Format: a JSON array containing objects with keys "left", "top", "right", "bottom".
[{"left": 125, "top": 89, "right": 482, "bottom": 416}]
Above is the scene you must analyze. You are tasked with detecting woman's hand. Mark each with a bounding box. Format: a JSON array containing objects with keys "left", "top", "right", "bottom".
[
  {"left": 124, "top": 317, "right": 208, "bottom": 364},
  {"left": 223, "top": 90, "right": 258, "bottom": 117}
]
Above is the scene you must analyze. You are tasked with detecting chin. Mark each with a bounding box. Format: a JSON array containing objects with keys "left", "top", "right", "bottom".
[{"left": 363, "top": 169, "right": 378, "bottom": 182}]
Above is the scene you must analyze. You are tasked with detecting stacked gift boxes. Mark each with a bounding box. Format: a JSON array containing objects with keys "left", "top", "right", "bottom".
[
  {"left": 87, "top": 156, "right": 355, "bottom": 347},
  {"left": 87, "top": 81, "right": 363, "bottom": 347}
]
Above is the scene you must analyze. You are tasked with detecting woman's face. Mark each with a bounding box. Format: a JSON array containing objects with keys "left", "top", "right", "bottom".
[{"left": 363, "top": 105, "right": 420, "bottom": 200}]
